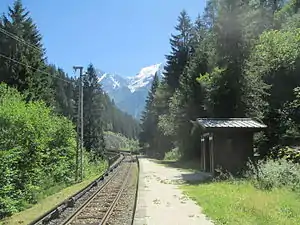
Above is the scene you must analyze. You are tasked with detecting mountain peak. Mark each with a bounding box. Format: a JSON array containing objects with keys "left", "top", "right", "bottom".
[
  {"left": 134, "top": 63, "right": 162, "bottom": 78},
  {"left": 97, "top": 63, "right": 164, "bottom": 118},
  {"left": 128, "top": 63, "right": 163, "bottom": 93}
]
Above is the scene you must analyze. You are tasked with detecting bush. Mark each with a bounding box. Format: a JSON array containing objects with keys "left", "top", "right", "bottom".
[
  {"left": 0, "top": 84, "right": 77, "bottom": 218},
  {"left": 104, "top": 131, "right": 139, "bottom": 150},
  {"left": 278, "top": 146, "right": 300, "bottom": 163},
  {"left": 246, "top": 158, "right": 300, "bottom": 191},
  {"left": 83, "top": 151, "right": 108, "bottom": 179},
  {"left": 164, "top": 148, "right": 181, "bottom": 161}
]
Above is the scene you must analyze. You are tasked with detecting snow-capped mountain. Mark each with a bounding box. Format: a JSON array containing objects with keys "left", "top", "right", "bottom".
[
  {"left": 98, "top": 63, "right": 164, "bottom": 119},
  {"left": 127, "top": 63, "right": 164, "bottom": 93}
]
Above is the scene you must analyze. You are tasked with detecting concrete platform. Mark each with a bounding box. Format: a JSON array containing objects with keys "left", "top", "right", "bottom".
[{"left": 133, "top": 157, "right": 214, "bottom": 225}]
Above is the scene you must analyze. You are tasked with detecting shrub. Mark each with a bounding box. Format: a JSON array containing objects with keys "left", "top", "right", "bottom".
[
  {"left": 246, "top": 158, "right": 300, "bottom": 191},
  {"left": 0, "top": 84, "right": 77, "bottom": 218},
  {"left": 278, "top": 146, "right": 300, "bottom": 163},
  {"left": 104, "top": 131, "right": 139, "bottom": 150},
  {"left": 83, "top": 151, "right": 108, "bottom": 179},
  {"left": 164, "top": 147, "right": 181, "bottom": 161}
]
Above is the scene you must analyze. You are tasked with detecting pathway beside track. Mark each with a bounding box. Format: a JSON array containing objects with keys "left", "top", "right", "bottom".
[{"left": 133, "top": 157, "right": 214, "bottom": 225}]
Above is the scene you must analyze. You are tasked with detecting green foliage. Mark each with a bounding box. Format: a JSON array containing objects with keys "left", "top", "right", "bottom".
[
  {"left": 101, "top": 92, "right": 141, "bottom": 139},
  {"left": 82, "top": 64, "right": 106, "bottom": 157},
  {"left": 104, "top": 131, "right": 139, "bottom": 150},
  {"left": 246, "top": 159, "right": 300, "bottom": 191},
  {"left": 0, "top": 0, "right": 140, "bottom": 142},
  {"left": 141, "top": 0, "right": 300, "bottom": 160},
  {"left": 164, "top": 148, "right": 181, "bottom": 161},
  {"left": 163, "top": 10, "right": 193, "bottom": 92},
  {"left": 253, "top": 29, "right": 300, "bottom": 74},
  {"left": 139, "top": 74, "right": 160, "bottom": 146},
  {"left": 0, "top": 84, "right": 76, "bottom": 218},
  {"left": 48, "top": 65, "right": 75, "bottom": 119},
  {"left": 247, "top": 28, "right": 300, "bottom": 155},
  {"left": 0, "top": 0, "right": 139, "bottom": 220},
  {"left": 168, "top": 45, "right": 209, "bottom": 158},
  {"left": 278, "top": 147, "right": 300, "bottom": 163},
  {"left": 82, "top": 151, "right": 108, "bottom": 179},
  {"left": 0, "top": 0, "right": 54, "bottom": 104}
]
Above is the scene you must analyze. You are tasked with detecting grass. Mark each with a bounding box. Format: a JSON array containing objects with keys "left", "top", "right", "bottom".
[
  {"left": 0, "top": 161, "right": 108, "bottom": 225},
  {"left": 181, "top": 180, "right": 300, "bottom": 225}
]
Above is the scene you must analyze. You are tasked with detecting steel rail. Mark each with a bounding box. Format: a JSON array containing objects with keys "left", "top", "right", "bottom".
[
  {"left": 131, "top": 156, "right": 140, "bottom": 225},
  {"left": 61, "top": 156, "right": 133, "bottom": 225},
  {"left": 28, "top": 153, "right": 123, "bottom": 225},
  {"left": 99, "top": 157, "right": 134, "bottom": 224}
]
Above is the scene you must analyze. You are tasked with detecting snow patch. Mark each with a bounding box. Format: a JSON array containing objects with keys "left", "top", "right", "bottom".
[
  {"left": 127, "top": 63, "right": 163, "bottom": 93},
  {"left": 98, "top": 73, "right": 107, "bottom": 82},
  {"left": 111, "top": 75, "right": 120, "bottom": 89},
  {"left": 98, "top": 73, "right": 121, "bottom": 90}
]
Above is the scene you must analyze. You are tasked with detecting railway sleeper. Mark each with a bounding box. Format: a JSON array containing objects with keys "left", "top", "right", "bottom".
[
  {"left": 73, "top": 218, "right": 100, "bottom": 224},
  {"left": 78, "top": 214, "right": 104, "bottom": 219}
]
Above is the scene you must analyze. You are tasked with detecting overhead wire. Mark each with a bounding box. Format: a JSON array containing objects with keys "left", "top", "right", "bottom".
[
  {"left": 0, "top": 53, "right": 73, "bottom": 84},
  {"left": 0, "top": 27, "right": 74, "bottom": 84},
  {"left": 0, "top": 27, "right": 42, "bottom": 53}
]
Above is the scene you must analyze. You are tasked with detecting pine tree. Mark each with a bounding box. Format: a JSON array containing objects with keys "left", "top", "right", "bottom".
[
  {"left": 203, "top": 0, "right": 217, "bottom": 29},
  {"left": 0, "top": 0, "right": 53, "bottom": 104},
  {"left": 169, "top": 39, "right": 209, "bottom": 158},
  {"left": 82, "top": 64, "right": 106, "bottom": 157},
  {"left": 205, "top": 0, "right": 247, "bottom": 117},
  {"left": 48, "top": 65, "right": 75, "bottom": 118},
  {"left": 139, "top": 73, "right": 159, "bottom": 148},
  {"left": 163, "top": 10, "right": 193, "bottom": 92},
  {"left": 154, "top": 10, "right": 194, "bottom": 153}
]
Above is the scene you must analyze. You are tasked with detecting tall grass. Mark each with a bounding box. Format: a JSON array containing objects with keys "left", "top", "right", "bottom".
[{"left": 246, "top": 158, "right": 300, "bottom": 191}]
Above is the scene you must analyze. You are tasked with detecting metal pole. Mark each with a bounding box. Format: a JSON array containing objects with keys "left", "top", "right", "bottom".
[
  {"left": 73, "top": 66, "right": 84, "bottom": 182},
  {"left": 75, "top": 78, "right": 80, "bottom": 182},
  {"left": 80, "top": 69, "right": 84, "bottom": 182}
]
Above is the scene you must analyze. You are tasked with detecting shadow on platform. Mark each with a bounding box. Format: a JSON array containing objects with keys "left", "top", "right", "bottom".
[{"left": 138, "top": 155, "right": 213, "bottom": 185}]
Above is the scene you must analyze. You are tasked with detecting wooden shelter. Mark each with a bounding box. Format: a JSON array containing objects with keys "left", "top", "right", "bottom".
[{"left": 193, "top": 118, "right": 267, "bottom": 174}]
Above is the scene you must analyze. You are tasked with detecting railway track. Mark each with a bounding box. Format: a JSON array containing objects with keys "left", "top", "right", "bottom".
[
  {"left": 61, "top": 156, "right": 135, "bottom": 225},
  {"left": 30, "top": 152, "right": 139, "bottom": 225}
]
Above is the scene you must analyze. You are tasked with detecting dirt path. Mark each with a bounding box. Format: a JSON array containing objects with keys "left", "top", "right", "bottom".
[{"left": 133, "top": 157, "right": 214, "bottom": 225}]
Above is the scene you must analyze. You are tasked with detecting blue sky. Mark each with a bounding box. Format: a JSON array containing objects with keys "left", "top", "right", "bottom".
[{"left": 0, "top": 0, "right": 206, "bottom": 77}]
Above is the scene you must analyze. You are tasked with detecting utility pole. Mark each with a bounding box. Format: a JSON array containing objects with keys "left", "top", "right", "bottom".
[{"left": 73, "top": 66, "right": 84, "bottom": 182}]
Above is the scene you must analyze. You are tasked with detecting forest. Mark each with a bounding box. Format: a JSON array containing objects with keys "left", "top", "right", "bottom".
[
  {"left": 0, "top": 0, "right": 140, "bottom": 218},
  {"left": 139, "top": 3, "right": 300, "bottom": 222},
  {"left": 2, "top": 0, "right": 300, "bottom": 223},
  {"left": 140, "top": 0, "right": 300, "bottom": 163}
]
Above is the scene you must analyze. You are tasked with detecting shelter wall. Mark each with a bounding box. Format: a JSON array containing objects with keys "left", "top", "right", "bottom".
[{"left": 213, "top": 131, "right": 254, "bottom": 174}]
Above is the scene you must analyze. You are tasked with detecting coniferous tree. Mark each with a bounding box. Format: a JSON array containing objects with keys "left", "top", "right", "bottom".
[
  {"left": 82, "top": 64, "right": 106, "bottom": 157},
  {"left": 205, "top": 0, "right": 247, "bottom": 117},
  {"left": 46, "top": 65, "right": 75, "bottom": 118},
  {"left": 170, "top": 44, "right": 209, "bottom": 158},
  {"left": 139, "top": 74, "right": 159, "bottom": 148},
  {"left": 0, "top": 0, "right": 53, "bottom": 104},
  {"left": 154, "top": 10, "right": 194, "bottom": 152},
  {"left": 163, "top": 10, "right": 193, "bottom": 93}
]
